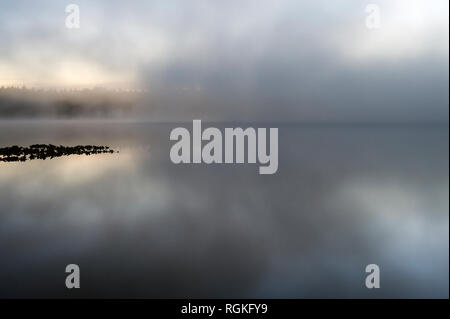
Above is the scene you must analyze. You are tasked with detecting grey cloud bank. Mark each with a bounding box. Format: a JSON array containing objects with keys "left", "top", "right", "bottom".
[{"left": 0, "top": 0, "right": 448, "bottom": 122}]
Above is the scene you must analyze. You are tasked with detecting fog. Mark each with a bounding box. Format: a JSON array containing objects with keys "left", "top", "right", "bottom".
[
  {"left": 1, "top": 0, "right": 448, "bottom": 122},
  {"left": 0, "top": 0, "right": 448, "bottom": 298}
]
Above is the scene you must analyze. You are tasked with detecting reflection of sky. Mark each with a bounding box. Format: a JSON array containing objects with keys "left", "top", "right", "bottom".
[
  {"left": 0, "top": 122, "right": 447, "bottom": 298},
  {"left": 0, "top": 0, "right": 448, "bottom": 121}
]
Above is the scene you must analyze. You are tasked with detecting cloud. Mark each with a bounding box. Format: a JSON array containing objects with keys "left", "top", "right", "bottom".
[{"left": 0, "top": 0, "right": 448, "bottom": 121}]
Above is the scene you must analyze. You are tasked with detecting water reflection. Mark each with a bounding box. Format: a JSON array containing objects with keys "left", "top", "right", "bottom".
[{"left": 0, "top": 121, "right": 448, "bottom": 298}]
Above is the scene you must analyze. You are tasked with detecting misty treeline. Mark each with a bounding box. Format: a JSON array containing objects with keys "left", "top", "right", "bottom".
[{"left": 0, "top": 87, "right": 140, "bottom": 118}]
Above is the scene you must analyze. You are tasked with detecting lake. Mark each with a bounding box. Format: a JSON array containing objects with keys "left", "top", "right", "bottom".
[{"left": 0, "top": 120, "right": 448, "bottom": 298}]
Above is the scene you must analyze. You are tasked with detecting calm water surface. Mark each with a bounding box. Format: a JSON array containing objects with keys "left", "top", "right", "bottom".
[{"left": 0, "top": 121, "right": 448, "bottom": 298}]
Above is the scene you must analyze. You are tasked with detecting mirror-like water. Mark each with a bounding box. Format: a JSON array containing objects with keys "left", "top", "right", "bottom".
[{"left": 0, "top": 121, "right": 448, "bottom": 298}]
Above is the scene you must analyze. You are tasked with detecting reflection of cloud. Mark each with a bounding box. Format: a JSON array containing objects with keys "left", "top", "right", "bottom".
[
  {"left": 0, "top": 148, "right": 171, "bottom": 222},
  {"left": 336, "top": 179, "right": 449, "bottom": 296},
  {"left": 0, "top": 122, "right": 448, "bottom": 297},
  {"left": 339, "top": 179, "right": 449, "bottom": 239},
  {"left": 53, "top": 152, "right": 134, "bottom": 185},
  {"left": 1, "top": 149, "right": 134, "bottom": 186}
]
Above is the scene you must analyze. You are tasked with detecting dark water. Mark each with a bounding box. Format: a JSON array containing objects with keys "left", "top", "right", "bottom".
[{"left": 0, "top": 120, "right": 448, "bottom": 298}]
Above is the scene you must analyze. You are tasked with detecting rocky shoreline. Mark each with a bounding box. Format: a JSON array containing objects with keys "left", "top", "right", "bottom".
[{"left": 0, "top": 144, "right": 116, "bottom": 162}]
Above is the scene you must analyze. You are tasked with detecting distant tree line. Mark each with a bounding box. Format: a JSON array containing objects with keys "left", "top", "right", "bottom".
[{"left": 0, "top": 87, "right": 140, "bottom": 118}]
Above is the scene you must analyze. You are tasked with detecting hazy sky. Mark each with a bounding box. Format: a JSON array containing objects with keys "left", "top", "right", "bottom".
[{"left": 0, "top": 0, "right": 448, "bottom": 121}]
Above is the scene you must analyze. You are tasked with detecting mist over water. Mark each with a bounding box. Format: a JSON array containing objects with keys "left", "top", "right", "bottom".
[
  {"left": 0, "top": 0, "right": 448, "bottom": 300},
  {"left": 0, "top": 121, "right": 447, "bottom": 298}
]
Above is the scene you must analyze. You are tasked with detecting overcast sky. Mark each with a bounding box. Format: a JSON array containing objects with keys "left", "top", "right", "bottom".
[{"left": 0, "top": 0, "right": 448, "bottom": 122}]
